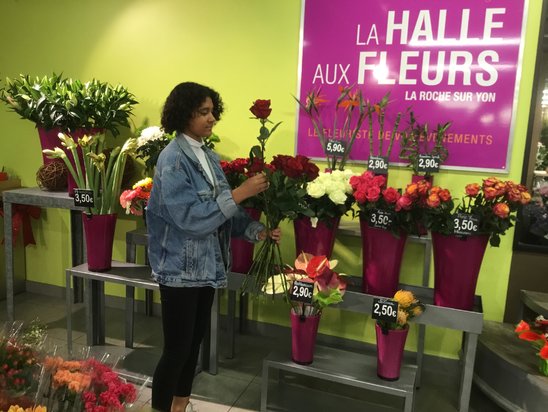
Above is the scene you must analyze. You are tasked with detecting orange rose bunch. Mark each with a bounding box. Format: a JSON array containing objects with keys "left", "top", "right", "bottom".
[{"left": 424, "top": 177, "right": 531, "bottom": 246}]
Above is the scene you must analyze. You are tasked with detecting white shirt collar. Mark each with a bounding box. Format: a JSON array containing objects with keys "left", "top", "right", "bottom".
[{"left": 183, "top": 133, "right": 204, "bottom": 148}]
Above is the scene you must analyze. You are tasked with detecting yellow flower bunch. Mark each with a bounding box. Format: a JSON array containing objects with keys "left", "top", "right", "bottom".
[
  {"left": 385, "top": 289, "right": 425, "bottom": 330},
  {"left": 6, "top": 406, "right": 46, "bottom": 412}
]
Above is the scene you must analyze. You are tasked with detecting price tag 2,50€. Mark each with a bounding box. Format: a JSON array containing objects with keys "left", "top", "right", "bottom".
[
  {"left": 74, "top": 189, "right": 94, "bottom": 208},
  {"left": 290, "top": 280, "right": 314, "bottom": 304},
  {"left": 372, "top": 298, "right": 398, "bottom": 323}
]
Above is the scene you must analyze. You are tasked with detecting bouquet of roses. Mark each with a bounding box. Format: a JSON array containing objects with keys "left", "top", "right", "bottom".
[
  {"left": 36, "top": 356, "right": 137, "bottom": 411},
  {"left": 243, "top": 99, "right": 320, "bottom": 295},
  {"left": 424, "top": 177, "right": 531, "bottom": 246},
  {"left": 119, "top": 177, "right": 153, "bottom": 216},
  {"left": 301, "top": 169, "right": 356, "bottom": 227},
  {"left": 220, "top": 157, "right": 263, "bottom": 210},
  {"left": 515, "top": 316, "right": 548, "bottom": 376},
  {"left": 350, "top": 171, "right": 430, "bottom": 235}
]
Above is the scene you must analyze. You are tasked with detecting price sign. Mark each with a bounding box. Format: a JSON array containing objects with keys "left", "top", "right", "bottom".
[
  {"left": 290, "top": 280, "right": 314, "bottom": 304},
  {"left": 369, "top": 209, "right": 394, "bottom": 230},
  {"left": 372, "top": 298, "right": 399, "bottom": 323},
  {"left": 417, "top": 155, "right": 440, "bottom": 173},
  {"left": 453, "top": 213, "right": 479, "bottom": 236},
  {"left": 74, "top": 189, "right": 94, "bottom": 208},
  {"left": 325, "top": 139, "right": 347, "bottom": 157},
  {"left": 368, "top": 156, "right": 389, "bottom": 174}
]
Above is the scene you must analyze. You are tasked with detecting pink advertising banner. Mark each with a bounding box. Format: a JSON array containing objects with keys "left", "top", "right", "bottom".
[{"left": 296, "top": 0, "right": 527, "bottom": 172}]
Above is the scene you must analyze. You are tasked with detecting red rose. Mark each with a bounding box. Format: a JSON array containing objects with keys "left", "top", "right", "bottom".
[
  {"left": 506, "top": 188, "right": 521, "bottom": 203},
  {"left": 382, "top": 187, "right": 400, "bottom": 204},
  {"left": 396, "top": 195, "right": 413, "bottom": 211},
  {"left": 354, "top": 189, "right": 367, "bottom": 204},
  {"left": 483, "top": 177, "right": 499, "bottom": 188},
  {"left": 483, "top": 186, "right": 498, "bottom": 200},
  {"left": 426, "top": 194, "right": 440, "bottom": 208},
  {"left": 372, "top": 174, "right": 387, "bottom": 188},
  {"left": 493, "top": 202, "right": 510, "bottom": 218},
  {"left": 365, "top": 186, "right": 381, "bottom": 202},
  {"left": 438, "top": 189, "right": 451, "bottom": 202},
  {"left": 250, "top": 99, "right": 272, "bottom": 119},
  {"left": 465, "top": 183, "right": 480, "bottom": 196}
]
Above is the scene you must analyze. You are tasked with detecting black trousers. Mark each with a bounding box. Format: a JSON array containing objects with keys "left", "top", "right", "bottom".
[{"left": 151, "top": 285, "right": 215, "bottom": 412}]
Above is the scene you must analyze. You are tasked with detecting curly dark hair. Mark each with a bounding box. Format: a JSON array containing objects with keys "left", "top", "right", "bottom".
[{"left": 161, "top": 82, "right": 224, "bottom": 134}]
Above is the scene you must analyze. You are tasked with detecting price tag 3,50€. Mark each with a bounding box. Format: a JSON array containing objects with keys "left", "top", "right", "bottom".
[{"left": 74, "top": 189, "right": 94, "bottom": 208}]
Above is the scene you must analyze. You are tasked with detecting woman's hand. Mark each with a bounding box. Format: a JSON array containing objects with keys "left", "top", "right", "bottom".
[
  {"left": 258, "top": 227, "right": 282, "bottom": 244},
  {"left": 232, "top": 173, "right": 269, "bottom": 204}
]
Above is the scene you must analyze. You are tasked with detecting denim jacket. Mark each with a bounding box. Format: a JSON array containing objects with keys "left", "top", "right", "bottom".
[{"left": 147, "top": 134, "right": 265, "bottom": 288}]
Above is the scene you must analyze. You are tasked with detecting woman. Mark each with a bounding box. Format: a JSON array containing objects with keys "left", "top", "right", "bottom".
[{"left": 147, "top": 82, "right": 279, "bottom": 412}]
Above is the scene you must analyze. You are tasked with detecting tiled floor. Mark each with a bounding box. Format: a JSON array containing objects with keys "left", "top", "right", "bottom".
[{"left": 0, "top": 291, "right": 504, "bottom": 412}]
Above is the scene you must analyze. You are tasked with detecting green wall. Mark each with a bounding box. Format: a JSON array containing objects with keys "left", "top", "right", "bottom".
[{"left": 0, "top": 0, "right": 542, "bottom": 358}]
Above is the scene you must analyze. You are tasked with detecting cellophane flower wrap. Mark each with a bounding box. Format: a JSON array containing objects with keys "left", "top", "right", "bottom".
[
  {"left": 0, "top": 321, "right": 46, "bottom": 411},
  {"left": 350, "top": 170, "right": 430, "bottom": 235},
  {"left": 35, "top": 356, "right": 137, "bottom": 411},
  {"left": 119, "top": 177, "right": 153, "bottom": 216},
  {"left": 377, "top": 290, "right": 425, "bottom": 333},
  {"left": 243, "top": 99, "right": 320, "bottom": 295},
  {"left": 220, "top": 158, "right": 263, "bottom": 210},
  {"left": 301, "top": 169, "right": 356, "bottom": 227},
  {"left": 424, "top": 177, "right": 532, "bottom": 246},
  {"left": 515, "top": 316, "right": 548, "bottom": 376}
]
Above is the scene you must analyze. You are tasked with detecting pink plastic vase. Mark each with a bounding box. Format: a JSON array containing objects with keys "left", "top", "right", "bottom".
[
  {"left": 431, "top": 232, "right": 489, "bottom": 310},
  {"left": 37, "top": 127, "right": 63, "bottom": 165},
  {"left": 360, "top": 221, "right": 407, "bottom": 297},
  {"left": 230, "top": 208, "right": 261, "bottom": 273},
  {"left": 375, "top": 323, "right": 409, "bottom": 381},
  {"left": 290, "top": 310, "right": 321, "bottom": 365},
  {"left": 82, "top": 213, "right": 117, "bottom": 272},
  {"left": 293, "top": 216, "right": 340, "bottom": 258}
]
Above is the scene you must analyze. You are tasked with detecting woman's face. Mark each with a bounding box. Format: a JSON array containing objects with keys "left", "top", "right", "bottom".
[{"left": 184, "top": 97, "right": 216, "bottom": 141}]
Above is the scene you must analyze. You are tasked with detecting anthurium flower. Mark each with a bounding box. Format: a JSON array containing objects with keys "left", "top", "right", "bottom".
[
  {"left": 515, "top": 320, "right": 531, "bottom": 332},
  {"left": 517, "top": 330, "right": 545, "bottom": 342}
]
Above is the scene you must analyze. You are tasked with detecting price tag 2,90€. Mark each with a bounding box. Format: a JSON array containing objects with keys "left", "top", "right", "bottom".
[
  {"left": 325, "top": 139, "right": 347, "bottom": 157},
  {"left": 74, "top": 189, "right": 95, "bottom": 208},
  {"left": 369, "top": 209, "right": 394, "bottom": 230},
  {"left": 372, "top": 298, "right": 399, "bottom": 323},
  {"left": 453, "top": 213, "right": 479, "bottom": 236},
  {"left": 290, "top": 280, "right": 314, "bottom": 304},
  {"left": 368, "top": 156, "right": 389, "bottom": 174},
  {"left": 417, "top": 154, "right": 440, "bottom": 173}
]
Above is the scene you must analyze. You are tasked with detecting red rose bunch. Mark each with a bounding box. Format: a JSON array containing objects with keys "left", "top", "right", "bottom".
[
  {"left": 350, "top": 170, "right": 430, "bottom": 234},
  {"left": 220, "top": 158, "right": 265, "bottom": 209},
  {"left": 270, "top": 154, "right": 319, "bottom": 181}
]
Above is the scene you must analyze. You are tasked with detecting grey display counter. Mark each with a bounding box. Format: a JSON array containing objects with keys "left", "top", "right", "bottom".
[{"left": 3, "top": 187, "right": 86, "bottom": 321}]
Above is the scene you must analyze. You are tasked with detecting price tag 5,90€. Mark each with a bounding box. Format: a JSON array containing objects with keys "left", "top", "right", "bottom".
[
  {"left": 325, "top": 139, "right": 347, "bottom": 157},
  {"left": 74, "top": 189, "right": 95, "bottom": 208},
  {"left": 372, "top": 298, "right": 398, "bottom": 323},
  {"left": 290, "top": 280, "right": 314, "bottom": 304},
  {"left": 453, "top": 213, "right": 479, "bottom": 236}
]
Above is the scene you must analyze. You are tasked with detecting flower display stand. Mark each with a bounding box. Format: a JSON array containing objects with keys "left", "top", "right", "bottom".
[{"left": 261, "top": 345, "right": 418, "bottom": 412}]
